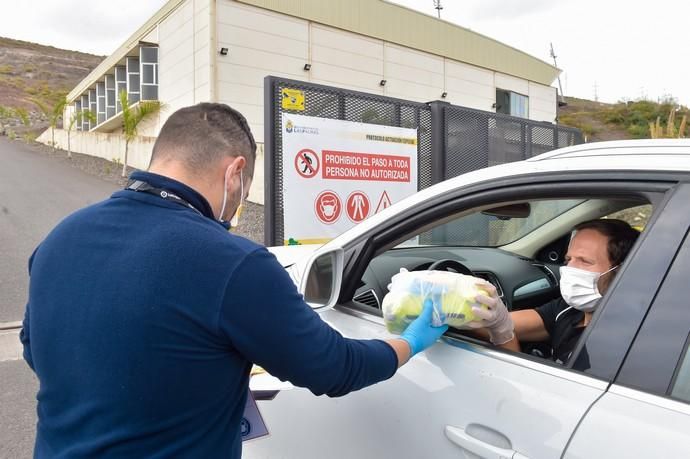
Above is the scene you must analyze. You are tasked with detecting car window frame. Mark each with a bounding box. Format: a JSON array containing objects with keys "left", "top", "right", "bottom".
[
  {"left": 613, "top": 208, "right": 690, "bottom": 401},
  {"left": 334, "top": 171, "right": 687, "bottom": 383}
]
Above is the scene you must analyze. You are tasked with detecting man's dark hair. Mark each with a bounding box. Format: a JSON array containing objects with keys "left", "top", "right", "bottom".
[
  {"left": 573, "top": 218, "right": 641, "bottom": 266},
  {"left": 149, "top": 103, "right": 257, "bottom": 177}
]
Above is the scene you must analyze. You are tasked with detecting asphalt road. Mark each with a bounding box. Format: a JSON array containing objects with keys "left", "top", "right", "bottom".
[{"left": 0, "top": 137, "right": 118, "bottom": 323}]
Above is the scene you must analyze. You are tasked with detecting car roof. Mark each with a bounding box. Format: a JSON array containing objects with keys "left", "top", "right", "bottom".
[
  {"left": 318, "top": 139, "right": 690, "bottom": 251},
  {"left": 529, "top": 138, "right": 690, "bottom": 162}
]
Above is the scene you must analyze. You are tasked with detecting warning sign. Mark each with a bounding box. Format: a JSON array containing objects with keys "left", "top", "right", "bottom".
[
  {"left": 322, "top": 151, "right": 410, "bottom": 182},
  {"left": 281, "top": 88, "right": 305, "bottom": 111},
  {"left": 315, "top": 191, "right": 342, "bottom": 224},
  {"left": 346, "top": 191, "right": 370, "bottom": 223},
  {"left": 282, "top": 114, "right": 417, "bottom": 244},
  {"left": 375, "top": 191, "right": 392, "bottom": 213},
  {"left": 295, "top": 149, "right": 319, "bottom": 178}
]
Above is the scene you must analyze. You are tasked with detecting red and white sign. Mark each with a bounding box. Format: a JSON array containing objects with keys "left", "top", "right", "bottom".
[
  {"left": 295, "top": 149, "right": 319, "bottom": 178},
  {"left": 282, "top": 114, "right": 418, "bottom": 244},
  {"left": 375, "top": 190, "right": 392, "bottom": 213},
  {"left": 323, "top": 151, "right": 410, "bottom": 182},
  {"left": 346, "top": 191, "right": 370, "bottom": 223},
  {"left": 315, "top": 191, "right": 341, "bottom": 224}
]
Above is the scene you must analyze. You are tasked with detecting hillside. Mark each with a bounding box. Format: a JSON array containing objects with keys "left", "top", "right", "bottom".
[
  {"left": 0, "top": 37, "right": 103, "bottom": 123},
  {"left": 558, "top": 96, "right": 688, "bottom": 142}
]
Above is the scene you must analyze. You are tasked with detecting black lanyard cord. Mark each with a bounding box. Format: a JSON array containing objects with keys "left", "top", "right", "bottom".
[{"left": 126, "top": 180, "right": 204, "bottom": 217}]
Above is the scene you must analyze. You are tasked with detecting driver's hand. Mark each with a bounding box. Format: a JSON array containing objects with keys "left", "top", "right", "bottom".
[{"left": 471, "top": 281, "right": 515, "bottom": 345}]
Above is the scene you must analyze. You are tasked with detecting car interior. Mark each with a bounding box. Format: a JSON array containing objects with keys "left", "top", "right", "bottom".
[{"left": 352, "top": 196, "right": 652, "bottom": 359}]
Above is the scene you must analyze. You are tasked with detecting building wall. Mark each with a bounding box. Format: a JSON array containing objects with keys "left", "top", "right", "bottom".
[
  {"left": 157, "top": 0, "right": 212, "bottom": 130},
  {"left": 49, "top": 0, "right": 558, "bottom": 206},
  {"left": 38, "top": 129, "right": 157, "bottom": 172},
  {"left": 215, "top": 0, "right": 558, "bottom": 145}
]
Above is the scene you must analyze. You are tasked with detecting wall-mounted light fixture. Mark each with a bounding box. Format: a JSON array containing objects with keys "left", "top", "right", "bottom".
[
  {"left": 303, "top": 63, "right": 311, "bottom": 71},
  {"left": 379, "top": 79, "right": 387, "bottom": 86},
  {"left": 441, "top": 92, "right": 447, "bottom": 98},
  {"left": 219, "top": 47, "right": 228, "bottom": 56}
]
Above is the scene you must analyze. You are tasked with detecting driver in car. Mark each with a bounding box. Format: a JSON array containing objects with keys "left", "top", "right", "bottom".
[{"left": 471, "top": 219, "right": 640, "bottom": 364}]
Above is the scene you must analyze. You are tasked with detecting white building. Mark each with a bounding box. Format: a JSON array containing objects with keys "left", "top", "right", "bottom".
[{"left": 42, "top": 0, "right": 561, "bottom": 204}]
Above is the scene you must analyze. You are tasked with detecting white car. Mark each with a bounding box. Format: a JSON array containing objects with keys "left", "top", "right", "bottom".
[{"left": 247, "top": 139, "right": 690, "bottom": 458}]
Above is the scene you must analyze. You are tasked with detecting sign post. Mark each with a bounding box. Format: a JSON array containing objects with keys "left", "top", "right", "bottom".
[{"left": 281, "top": 114, "right": 418, "bottom": 245}]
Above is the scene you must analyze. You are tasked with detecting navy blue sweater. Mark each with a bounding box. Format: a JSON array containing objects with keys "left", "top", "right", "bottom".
[{"left": 21, "top": 171, "right": 397, "bottom": 458}]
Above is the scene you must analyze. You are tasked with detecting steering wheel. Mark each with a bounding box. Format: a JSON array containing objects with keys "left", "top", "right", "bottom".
[{"left": 427, "top": 259, "right": 474, "bottom": 276}]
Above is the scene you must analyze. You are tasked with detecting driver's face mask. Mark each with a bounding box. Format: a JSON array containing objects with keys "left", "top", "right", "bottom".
[{"left": 559, "top": 265, "right": 618, "bottom": 312}]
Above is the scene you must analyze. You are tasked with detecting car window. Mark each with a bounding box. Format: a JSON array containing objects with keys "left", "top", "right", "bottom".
[
  {"left": 356, "top": 193, "right": 655, "bottom": 374},
  {"left": 397, "top": 199, "right": 585, "bottom": 248},
  {"left": 671, "top": 347, "right": 690, "bottom": 403},
  {"left": 613, "top": 222, "right": 690, "bottom": 397},
  {"left": 605, "top": 204, "right": 652, "bottom": 232}
]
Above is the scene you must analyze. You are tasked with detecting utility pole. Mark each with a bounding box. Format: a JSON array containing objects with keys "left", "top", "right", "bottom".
[
  {"left": 549, "top": 42, "right": 567, "bottom": 107},
  {"left": 433, "top": 0, "right": 443, "bottom": 19}
]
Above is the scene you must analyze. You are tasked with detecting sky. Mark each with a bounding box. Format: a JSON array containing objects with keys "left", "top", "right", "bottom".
[{"left": 1, "top": 0, "right": 688, "bottom": 106}]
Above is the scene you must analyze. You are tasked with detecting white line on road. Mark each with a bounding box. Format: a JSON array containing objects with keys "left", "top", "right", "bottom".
[{"left": 0, "top": 329, "right": 23, "bottom": 362}]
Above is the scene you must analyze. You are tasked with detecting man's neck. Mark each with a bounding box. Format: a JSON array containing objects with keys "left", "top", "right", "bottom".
[{"left": 148, "top": 163, "right": 219, "bottom": 217}]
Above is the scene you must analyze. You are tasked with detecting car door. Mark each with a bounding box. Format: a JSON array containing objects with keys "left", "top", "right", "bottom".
[
  {"left": 564, "top": 203, "right": 690, "bottom": 458},
  {"left": 243, "top": 176, "right": 686, "bottom": 459}
]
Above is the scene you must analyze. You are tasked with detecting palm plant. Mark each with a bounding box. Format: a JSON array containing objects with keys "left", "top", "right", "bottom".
[
  {"left": 66, "top": 109, "right": 96, "bottom": 158},
  {"left": 32, "top": 94, "right": 67, "bottom": 151},
  {"left": 119, "top": 90, "right": 162, "bottom": 177}
]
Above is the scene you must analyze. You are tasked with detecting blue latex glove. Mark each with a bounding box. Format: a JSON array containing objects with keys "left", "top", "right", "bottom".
[{"left": 400, "top": 299, "right": 449, "bottom": 356}]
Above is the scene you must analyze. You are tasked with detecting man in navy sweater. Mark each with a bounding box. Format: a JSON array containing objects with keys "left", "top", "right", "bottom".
[{"left": 21, "top": 103, "right": 446, "bottom": 458}]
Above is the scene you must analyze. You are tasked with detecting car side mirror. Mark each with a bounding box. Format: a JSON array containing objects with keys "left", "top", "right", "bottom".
[{"left": 299, "top": 249, "right": 344, "bottom": 309}]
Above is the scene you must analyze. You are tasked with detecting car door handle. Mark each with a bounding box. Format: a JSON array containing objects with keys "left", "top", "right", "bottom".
[{"left": 445, "top": 425, "right": 527, "bottom": 459}]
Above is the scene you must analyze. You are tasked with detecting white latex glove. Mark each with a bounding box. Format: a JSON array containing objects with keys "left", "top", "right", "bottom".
[{"left": 471, "top": 281, "right": 515, "bottom": 345}]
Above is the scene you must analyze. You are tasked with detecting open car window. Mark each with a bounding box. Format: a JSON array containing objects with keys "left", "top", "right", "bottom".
[{"left": 355, "top": 193, "right": 655, "bottom": 368}]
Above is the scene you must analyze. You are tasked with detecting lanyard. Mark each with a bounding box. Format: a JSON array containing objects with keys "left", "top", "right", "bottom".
[{"left": 126, "top": 179, "right": 204, "bottom": 217}]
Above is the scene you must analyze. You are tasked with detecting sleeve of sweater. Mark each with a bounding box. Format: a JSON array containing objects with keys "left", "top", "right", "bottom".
[
  {"left": 218, "top": 248, "right": 398, "bottom": 397},
  {"left": 20, "top": 248, "right": 38, "bottom": 371}
]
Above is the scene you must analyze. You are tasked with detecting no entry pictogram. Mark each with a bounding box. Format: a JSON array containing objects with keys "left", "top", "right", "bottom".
[
  {"left": 346, "top": 191, "right": 370, "bottom": 223},
  {"left": 295, "top": 149, "right": 319, "bottom": 178},
  {"left": 315, "top": 190, "right": 341, "bottom": 224}
]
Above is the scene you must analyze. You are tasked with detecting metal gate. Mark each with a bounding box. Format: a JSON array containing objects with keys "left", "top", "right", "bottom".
[{"left": 264, "top": 76, "right": 582, "bottom": 246}]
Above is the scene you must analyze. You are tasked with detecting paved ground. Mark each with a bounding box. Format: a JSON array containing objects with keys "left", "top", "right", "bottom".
[
  {"left": 0, "top": 334, "right": 36, "bottom": 459},
  {"left": 0, "top": 137, "right": 119, "bottom": 323}
]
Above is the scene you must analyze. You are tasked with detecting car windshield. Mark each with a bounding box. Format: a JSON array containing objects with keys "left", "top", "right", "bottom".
[{"left": 398, "top": 199, "right": 586, "bottom": 248}]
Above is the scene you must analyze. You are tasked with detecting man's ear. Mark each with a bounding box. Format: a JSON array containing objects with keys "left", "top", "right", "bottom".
[{"left": 230, "top": 156, "right": 246, "bottom": 176}]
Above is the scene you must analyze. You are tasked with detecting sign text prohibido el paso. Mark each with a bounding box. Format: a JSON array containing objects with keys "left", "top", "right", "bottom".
[{"left": 282, "top": 114, "right": 418, "bottom": 245}]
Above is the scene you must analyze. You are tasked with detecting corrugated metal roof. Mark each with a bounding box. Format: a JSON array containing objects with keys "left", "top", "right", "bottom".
[{"left": 236, "top": 0, "right": 560, "bottom": 85}]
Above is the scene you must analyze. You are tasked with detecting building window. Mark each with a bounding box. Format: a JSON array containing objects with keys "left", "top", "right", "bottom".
[
  {"left": 496, "top": 89, "right": 529, "bottom": 119},
  {"left": 81, "top": 95, "right": 90, "bottom": 130},
  {"left": 115, "top": 66, "right": 127, "bottom": 113},
  {"left": 140, "top": 46, "right": 159, "bottom": 101},
  {"left": 126, "top": 57, "right": 140, "bottom": 104},
  {"left": 89, "top": 89, "right": 97, "bottom": 130},
  {"left": 96, "top": 82, "right": 106, "bottom": 125},
  {"left": 75, "top": 101, "right": 81, "bottom": 131},
  {"left": 105, "top": 74, "right": 116, "bottom": 119}
]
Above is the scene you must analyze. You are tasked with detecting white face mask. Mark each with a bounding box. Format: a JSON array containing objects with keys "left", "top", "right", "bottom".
[
  {"left": 218, "top": 166, "right": 244, "bottom": 229},
  {"left": 559, "top": 265, "right": 617, "bottom": 312}
]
